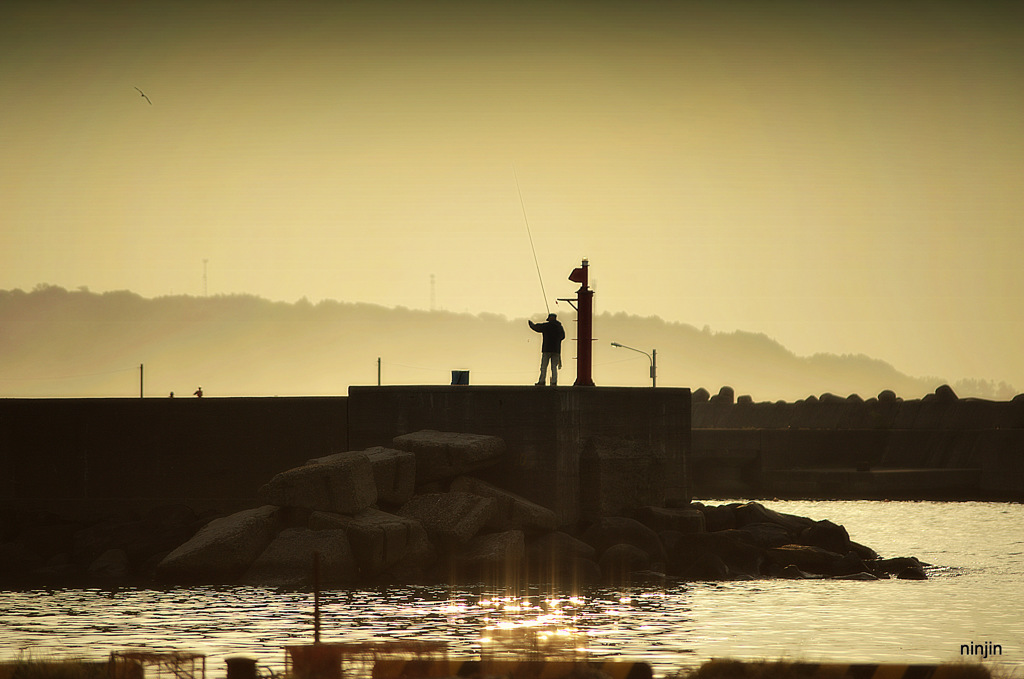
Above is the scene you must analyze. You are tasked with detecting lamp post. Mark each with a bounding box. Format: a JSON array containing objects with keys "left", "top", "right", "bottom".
[{"left": 610, "top": 342, "right": 656, "bottom": 387}]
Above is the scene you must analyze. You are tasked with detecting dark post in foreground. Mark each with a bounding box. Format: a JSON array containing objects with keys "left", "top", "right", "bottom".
[{"left": 561, "top": 258, "right": 595, "bottom": 387}]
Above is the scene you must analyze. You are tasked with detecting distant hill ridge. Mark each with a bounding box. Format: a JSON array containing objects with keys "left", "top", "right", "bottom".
[{"left": 1, "top": 285, "right": 1010, "bottom": 400}]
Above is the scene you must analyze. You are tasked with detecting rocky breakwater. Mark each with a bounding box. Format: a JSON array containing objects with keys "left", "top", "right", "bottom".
[
  {"left": 0, "top": 502, "right": 217, "bottom": 588},
  {"left": 151, "top": 430, "right": 928, "bottom": 587}
]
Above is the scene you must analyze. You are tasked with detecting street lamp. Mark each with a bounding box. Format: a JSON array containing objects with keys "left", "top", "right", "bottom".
[{"left": 610, "top": 342, "right": 657, "bottom": 387}]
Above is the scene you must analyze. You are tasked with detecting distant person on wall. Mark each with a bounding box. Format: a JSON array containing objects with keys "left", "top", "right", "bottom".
[
  {"left": 528, "top": 313, "right": 565, "bottom": 386},
  {"left": 193, "top": 386, "right": 203, "bottom": 398}
]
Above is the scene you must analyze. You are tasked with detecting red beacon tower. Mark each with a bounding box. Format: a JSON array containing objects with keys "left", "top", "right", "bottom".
[{"left": 560, "top": 258, "right": 595, "bottom": 386}]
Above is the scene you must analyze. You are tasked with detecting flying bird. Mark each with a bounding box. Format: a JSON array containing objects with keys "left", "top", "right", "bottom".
[{"left": 134, "top": 87, "right": 152, "bottom": 105}]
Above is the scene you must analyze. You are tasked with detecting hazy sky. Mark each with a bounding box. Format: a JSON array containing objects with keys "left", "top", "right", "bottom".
[{"left": 2, "top": 1, "right": 1022, "bottom": 389}]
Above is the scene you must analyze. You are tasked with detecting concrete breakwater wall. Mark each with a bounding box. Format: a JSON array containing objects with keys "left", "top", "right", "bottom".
[
  {"left": 0, "top": 386, "right": 690, "bottom": 519},
  {"left": 0, "top": 396, "right": 349, "bottom": 515},
  {"left": 346, "top": 386, "right": 691, "bottom": 524},
  {"left": 3, "top": 385, "right": 1022, "bottom": 511},
  {"left": 690, "top": 386, "right": 1024, "bottom": 500}
]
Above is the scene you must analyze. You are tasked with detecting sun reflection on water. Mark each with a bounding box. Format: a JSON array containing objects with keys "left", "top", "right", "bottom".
[
  {"left": 0, "top": 584, "right": 701, "bottom": 675},
  {"left": 4, "top": 502, "right": 1022, "bottom": 677},
  {"left": 470, "top": 593, "right": 588, "bottom": 662}
]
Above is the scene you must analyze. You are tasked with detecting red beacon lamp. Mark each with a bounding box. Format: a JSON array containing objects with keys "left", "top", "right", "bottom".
[{"left": 559, "top": 258, "right": 595, "bottom": 387}]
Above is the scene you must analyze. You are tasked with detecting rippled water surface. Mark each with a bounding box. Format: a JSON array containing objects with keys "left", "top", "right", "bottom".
[{"left": 2, "top": 501, "right": 1021, "bottom": 677}]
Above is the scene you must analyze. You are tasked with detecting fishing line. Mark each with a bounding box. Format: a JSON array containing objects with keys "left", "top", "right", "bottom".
[{"left": 513, "top": 164, "right": 550, "bottom": 315}]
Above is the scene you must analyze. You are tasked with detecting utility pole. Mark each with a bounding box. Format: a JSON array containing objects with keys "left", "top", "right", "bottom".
[
  {"left": 139, "top": 363, "right": 144, "bottom": 398},
  {"left": 377, "top": 357, "right": 381, "bottom": 386}
]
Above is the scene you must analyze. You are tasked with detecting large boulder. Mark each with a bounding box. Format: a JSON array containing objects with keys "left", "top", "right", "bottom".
[
  {"left": 34, "top": 553, "right": 82, "bottom": 586},
  {"left": 72, "top": 513, "right": 193, "bottom": 576},
  {"left": 799, "top": 520, "right": 851, "bottom": 555},
  {"left": 72, "top": 517, "right": 149, "bottom": 566},
  {"left": 632, "top": 506, "right": 705, "bottom": 534},
  {"left": 691, "top": 503, "right": 738, "bottom": 532},
  {"left": 309, "top": 508, "right": 428, "bottom": 576},
  {"left": 527, "top": 531, "right": 596, "bottom": 565},
  {"left": 666, "top": 531, "right": 764, "bottom": 580},
  {"left": 766, "top": 545, "right": 867, "bottom": 577},
  {"left": 87, "top": 549, "right": 129, "bottom": 581},
  {"left": 525, "top": 531, "right": 600, "bottom": 586},
  {"left": 397, "top": 492, "right": 497, "bottom": 549},
  {"left": 870, "top": 556, "right": 928, "bottom": 580},
  {"left": 721, "top": 524, "right": 793, "bottom": 550},
  {"left": 156, "top": 506, "right": 283, "bottom": 583},
  {"left": 849, "top": 540, "right": 879, "bottom": 561},
  {"left": 363, "top": 447, "right": 417, "bottom": 505},
  {"left": 733, "top": 502, "right": 814, "bottom": 535},
  {"left": 449, "top": 476, "right": 558, "bottom": 532},
  {"left": 375, "top": 522, "right": 437, "bottom": 583},
  {"left": 778, "top": 564, "right": 829, "bottom": 580},
  {"left": 143, "top": 504, "right": 198, "bottom": 534},
  {"left": 391, "top": 431, "right": 506, "bottom": 484},
  {"left": 454, "top": 530, "right": 525, "bottom": 582},
  {"left": 310, "top": 448, "right": 416, "bottom": 506},
  {"left": 16, "top": 518, "right": 83, "bottom": 563},
  {"left": 259, "top": 452, "right": 377, "bottom": 514},
  {"left": 241, "top": 528, "right": 356, "bottom": 587},
  {"left": 687, "top": 553, "right": 731, "bottom": 580},
  {"left": 581, "top": 517, "right": 667, "bottom": 566},
  {"left": 834, "top": 571, "right": 880, "bottom": 581},
  {"left": 599, "top": 543, "right": 651, "bottom": 583}
]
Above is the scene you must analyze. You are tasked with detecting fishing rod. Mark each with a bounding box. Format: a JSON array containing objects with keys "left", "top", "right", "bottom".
[{"left": 513, "top": 164, "right": 550, "bottom": 315}]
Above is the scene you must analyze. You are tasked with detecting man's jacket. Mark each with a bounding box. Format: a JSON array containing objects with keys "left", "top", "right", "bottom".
[{"left": 529, "top": 320, "right": 565, "bottom": 353}]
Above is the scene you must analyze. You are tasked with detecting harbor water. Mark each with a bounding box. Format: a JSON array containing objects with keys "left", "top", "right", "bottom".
[{"left": 1, "top": 501, "right": 1021, "bottom": 676}]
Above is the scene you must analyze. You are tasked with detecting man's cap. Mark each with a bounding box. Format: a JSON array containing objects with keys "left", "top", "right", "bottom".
[{"left": 547, "top": 313, "right": 557, "bottom": 320}]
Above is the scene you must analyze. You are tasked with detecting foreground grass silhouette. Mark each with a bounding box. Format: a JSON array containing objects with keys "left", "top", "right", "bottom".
[
  {"left": 0, "top": 658, "right": 1004, "bottom": 679},
  {"left": 670, "top": 659, "right": 995, "bottom": 679},
  {"left": 0, "top": 661, "right": 107, "bottom": 679}
]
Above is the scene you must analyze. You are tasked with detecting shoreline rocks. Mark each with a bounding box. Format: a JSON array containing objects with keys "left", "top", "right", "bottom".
[{"left": 1, "top": 430, "right": 931, "bottom": 589}]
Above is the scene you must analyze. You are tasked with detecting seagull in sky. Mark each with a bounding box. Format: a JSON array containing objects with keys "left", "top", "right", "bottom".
[{"left": 134, "top": 87, "right": 152, "bottom": 105}]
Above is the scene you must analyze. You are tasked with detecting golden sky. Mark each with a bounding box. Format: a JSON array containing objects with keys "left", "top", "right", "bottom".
[{"left": 2, "top": 1, "right": 1022, "bottom": 388}]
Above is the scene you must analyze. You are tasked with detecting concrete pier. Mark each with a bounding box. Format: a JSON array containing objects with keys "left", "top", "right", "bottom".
[
  {"left": 348, "top": 386, "right": 691, "bottom": 524},
  {"left": 2, "top": 387, "right": 1021, "bottom": 513},
  {"left": 0, "top": 387, "right": 692, "bottom": 523},
  {"left": 0, "top": 396, "right": 348, "bottom": 515}
]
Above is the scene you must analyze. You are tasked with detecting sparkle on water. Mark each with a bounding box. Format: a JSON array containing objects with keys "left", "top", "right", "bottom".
[{"left": 2, "top": 501, "right": 1021, "bottom": 677}]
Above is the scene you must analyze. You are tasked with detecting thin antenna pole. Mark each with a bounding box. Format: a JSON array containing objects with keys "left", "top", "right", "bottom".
[
  {"left": 140, "top": 363, "right": 144, "bottom": 398},
  {"left": 313, "top": 551, "right": 321, "bottom": 644},
  {"left": 514, "top": 165, "right": 550, "bottom": 314}
]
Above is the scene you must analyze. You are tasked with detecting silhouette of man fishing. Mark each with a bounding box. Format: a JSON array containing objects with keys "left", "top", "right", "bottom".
[{"left": 528, "top": 313, "right": 565, "bottom": 386}]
